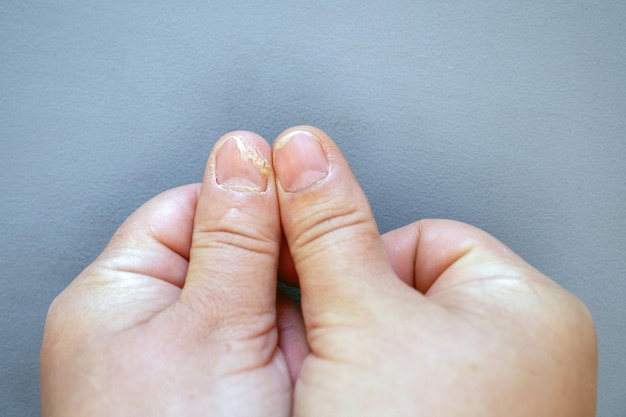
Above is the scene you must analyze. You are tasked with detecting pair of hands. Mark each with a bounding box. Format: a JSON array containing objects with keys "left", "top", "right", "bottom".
[{"left": 40, "top": 126, "right": 597, "bottom": 416}]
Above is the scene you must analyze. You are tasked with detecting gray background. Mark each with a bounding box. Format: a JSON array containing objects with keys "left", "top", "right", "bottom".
[{"left": 1, "top": 1, "right": 624, "bottom": 415}]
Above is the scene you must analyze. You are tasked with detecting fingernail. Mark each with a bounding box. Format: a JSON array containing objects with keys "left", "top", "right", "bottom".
[
  {"left": 274, "top": 131, "right": 330, "bottom": 192},
  {"left": 215, "top": 136, "right": 269, "bottom": 192}
]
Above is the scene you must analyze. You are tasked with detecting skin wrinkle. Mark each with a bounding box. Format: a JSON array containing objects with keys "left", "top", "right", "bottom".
[
  {"left": 95, "top": 245, "right": 188, "bottom": 286},
  {"left": 194, "top": 203, "right": 276, "bottom": 242},
  {"left": 288, "top": 198, "right": 373, "bottom": 255},
  {"left": 191, "top": 228, "right": 278, "bottom": 258}
]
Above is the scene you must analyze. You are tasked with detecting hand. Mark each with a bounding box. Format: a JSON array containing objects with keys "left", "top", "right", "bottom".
[
  {"left": 273, "top": 127, "right": 597, "bottom": 416},
  {"left": 41, "top": 126, "right": 597, "bottom": 417},
  {"left": 40, "top": 132, "right": 301, "bottom": 416}
]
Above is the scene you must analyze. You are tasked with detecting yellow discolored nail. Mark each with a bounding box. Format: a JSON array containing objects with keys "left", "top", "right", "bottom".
[{"left": 215, "top": 136, "right": 270, "bottom": 192}]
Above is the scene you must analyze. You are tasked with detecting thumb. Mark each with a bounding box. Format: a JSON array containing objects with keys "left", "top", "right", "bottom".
[
  {"left": 273, "top": 126, "right": 400, "bottom": 329},
  {"left": 180, "top": 131, "right": 281, "bottom": 349}
]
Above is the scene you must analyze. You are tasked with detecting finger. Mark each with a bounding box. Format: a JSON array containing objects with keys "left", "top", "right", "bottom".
[
  {"left": 180, "top": 131, "right": 281, "bottom": 336},
  {"left": 273, "top": 126, "right": 400, "bottom": 326},
  {"left": 382, "top": 219, "right": 549, "bottom": 295},
  {"left": 95, "top": 184, "right": 200, "bottom": 288},
  {"left": 276, "top": 291, "right": 308, "bottom": 382}
]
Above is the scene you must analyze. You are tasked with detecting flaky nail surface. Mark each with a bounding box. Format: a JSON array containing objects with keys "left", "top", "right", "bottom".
[{"left": 215, "top": 136, "right": 269, "bottom": 192}]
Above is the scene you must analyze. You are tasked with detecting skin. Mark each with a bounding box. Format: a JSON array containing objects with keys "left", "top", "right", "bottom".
[{"left": 40, "top": 126, "right": 597, "bottom": 416}]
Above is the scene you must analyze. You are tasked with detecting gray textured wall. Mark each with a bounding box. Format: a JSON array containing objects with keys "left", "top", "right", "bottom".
[{"left": 1, "top": 1, "right": 624, "bottom": 416}]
